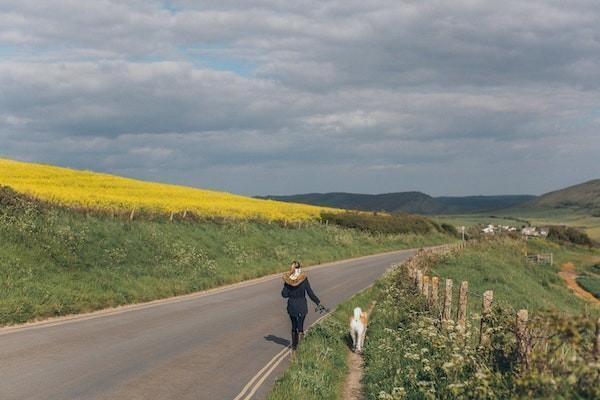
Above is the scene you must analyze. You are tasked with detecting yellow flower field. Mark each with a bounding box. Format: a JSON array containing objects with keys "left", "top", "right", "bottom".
[{"left": 0, "top": 158, "right": 337, "bottom": 221}]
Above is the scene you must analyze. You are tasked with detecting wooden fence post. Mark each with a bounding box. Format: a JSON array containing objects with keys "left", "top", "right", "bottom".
[
  {"left": 479, "top": 290, "right": 494, "bottom": 346},
  {"left": 416, "top": 270, "right": 423, "bottom": 293},
  {"left": 129, "top": 208, "right": 135, "bottom": 222},
  {"left": 516, "top": 309, "right": 530, "bottom": 370},
  {"left": 457, "top": 281, "right": 468, "bottom": 330},
  {"left": 594, "top": 317, "right": 600, "bottom": 361},
  {"left": 431, "top": 276, "right": 439, "bottom": 310},
  {"left": 169, "top": 212, "right": 174, "bottom": 222},
  {"left": 423, "top": 276, "right": 430, "bottom": 300},
  {"left": 442, "top": 279, "right": 453, "bottom": 323},
  {"left": 182, "top": 210, "right": 187, "bottom": 219}
]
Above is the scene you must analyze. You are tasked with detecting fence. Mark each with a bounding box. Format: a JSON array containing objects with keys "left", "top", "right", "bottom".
[
  {"left": 404, "top": 243, "right": 600, "bottom": 370},
  {"left": 526, "top": 253, "right": 553, "bottom": 265}
]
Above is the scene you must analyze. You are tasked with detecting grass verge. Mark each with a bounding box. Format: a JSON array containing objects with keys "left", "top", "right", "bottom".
[
  {"left": 0, "top": 189, "right": 450, "bottom": 326},
  {"left": 363, "top": 241, "right": 599, "bottom": 400},
  {"left": 267, "top": 283, "right": 382, "bottom": 400}
]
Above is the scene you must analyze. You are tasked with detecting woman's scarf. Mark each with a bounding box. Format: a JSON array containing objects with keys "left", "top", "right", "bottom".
[{"left": 283, "top": 265, "right": 306, "bottom": 286}]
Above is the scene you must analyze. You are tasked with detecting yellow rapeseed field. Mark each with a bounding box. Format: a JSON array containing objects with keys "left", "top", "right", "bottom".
[{"left": 0, "top": 158, "right": 337, "bottom": 221}]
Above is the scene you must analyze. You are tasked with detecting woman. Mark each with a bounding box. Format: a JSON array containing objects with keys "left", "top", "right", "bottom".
[{"left": 281, "top": 260, "right": 322, "bottom": 350}]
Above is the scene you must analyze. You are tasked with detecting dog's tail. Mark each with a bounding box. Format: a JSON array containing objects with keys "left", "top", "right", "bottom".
[{"left": 353, "top": 307, "right": 362, "bottom": 321}]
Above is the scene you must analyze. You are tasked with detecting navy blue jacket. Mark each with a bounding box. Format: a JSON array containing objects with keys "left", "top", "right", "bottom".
[{"left": 281, "top": 279, "right": 320, "bottom": 316}]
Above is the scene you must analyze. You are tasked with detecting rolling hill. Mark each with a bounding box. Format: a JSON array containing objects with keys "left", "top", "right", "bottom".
[
  {"left": 261, "top": 192, "right": 535, "bottom": 215},
  {"left": 528, "top": 179, "right": 600, "bottom": 210}
]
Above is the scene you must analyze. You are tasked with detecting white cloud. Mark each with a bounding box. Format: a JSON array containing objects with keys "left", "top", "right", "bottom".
[{"left": 0, "top": 0, "right": 599, "bottom": 195}]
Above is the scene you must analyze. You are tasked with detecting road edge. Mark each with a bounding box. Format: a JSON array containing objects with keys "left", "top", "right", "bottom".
[{"left": 0, "top": 246, "right": 428, "bottom": 335}]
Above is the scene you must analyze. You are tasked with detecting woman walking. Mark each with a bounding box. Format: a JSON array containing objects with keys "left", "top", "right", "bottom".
[{"left": 281, "top": 261, "right": 323, "bottom": 350}]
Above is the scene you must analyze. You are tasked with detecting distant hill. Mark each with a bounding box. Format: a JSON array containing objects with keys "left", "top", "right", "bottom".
[
  {"left": 260, "top": 192, "right": 535, "bottom": 215},
  {"left": 529, "top": 179, "right": 600, "bottom": 210}
]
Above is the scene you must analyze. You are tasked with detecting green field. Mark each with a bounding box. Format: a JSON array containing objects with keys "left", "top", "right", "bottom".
[
  {"left": 0, "top": 188, "right": 451, "bottom": 326},
  {"left": 435, "top": 207, "right": 600, "bottom": 241},
  {"left": 432, "top": 238, "right": 599, "bottom": 314}
]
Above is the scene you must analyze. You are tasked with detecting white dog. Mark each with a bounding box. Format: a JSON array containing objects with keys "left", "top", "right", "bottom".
[{"left": 350, "top": 307, "right": 368, "bottom": 353}]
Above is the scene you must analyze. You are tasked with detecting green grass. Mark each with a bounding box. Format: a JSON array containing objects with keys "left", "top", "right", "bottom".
[
  {"left": 0, "top": 191, "right": 450, "bottom": 326},
  {"left": 363, "top": 240, "right": 600, "bottom": 400},
  {"left": 576, "top": 276, "right": 600, "bottom": 299},
  {"left": 432, "top": 239, "right": 599, "bottom": 314},
  {"left": 267, "top": 239, "right": 600, "bottom": 400},
  {"left": 267, "top": 283, "right": 380, "bottom": 400},
  {"left": 436, "top": 207, "right": 600, "bottom": 242}
]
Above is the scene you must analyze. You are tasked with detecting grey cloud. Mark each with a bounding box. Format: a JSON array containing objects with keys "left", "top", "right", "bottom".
[{"left": 1, "top": 0, "right": 599, "bottom": 195}]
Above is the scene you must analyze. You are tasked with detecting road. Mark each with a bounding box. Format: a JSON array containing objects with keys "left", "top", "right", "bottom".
[{"left": 0, "top": 249, "right": 415, "bottom": 400}]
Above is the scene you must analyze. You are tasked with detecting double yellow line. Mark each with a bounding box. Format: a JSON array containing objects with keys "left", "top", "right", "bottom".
[{"left": 232, "top": 312, "right": 331, "bottom": 400}]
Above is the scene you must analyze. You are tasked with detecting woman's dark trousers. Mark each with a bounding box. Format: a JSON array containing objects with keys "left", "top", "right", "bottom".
[{"left": 289, "top": 313, "right": 306, "bottom": 350}]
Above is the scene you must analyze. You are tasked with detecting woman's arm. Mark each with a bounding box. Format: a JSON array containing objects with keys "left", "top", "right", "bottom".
[
  {"left": 281, "top": 284, "right": 290, "bottom": 298},
  {"left": 305, "top": 279, "right": 320, "bottom": 305}
]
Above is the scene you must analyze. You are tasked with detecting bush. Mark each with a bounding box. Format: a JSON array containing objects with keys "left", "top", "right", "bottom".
[
  {"left": 576, "top": 276, "right": 600, "bottom": 299},
  {"left": 547, "top": 225, "right": 594, "bottom": 247},
  {"left": 321, "top": 211, "right": 439, "bottom": 235},
  {"left": 440, "top": 223, "right": 459, "bottom": 236}
]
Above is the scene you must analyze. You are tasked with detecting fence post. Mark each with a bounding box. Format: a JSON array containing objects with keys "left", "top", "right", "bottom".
[
  {"left": 594, "top": 317, "right": 600, "bottom": 361},
  {"left": 442, "top": 279, "right": 453, "bottom": 323},
  {"left": 169, "top": 212, "right": 174, "bottom": 222},
  {"left": 182, "top": 210, "right": 187, "bottom": 219},
  {"left": 129, "top": 208, "right": 135, "bottom": 222},
  {"left": 416, "top": 270, "right": 423, "bottom": 293},
  {"left": 457, "top": 281, "right": 468, "bottom": 330},
  {"left": 516, "top": 309, "right": 530, "bottom": 370},
  {"left": 431, "top": 276, "right": 439, "bottom": 310},
  {"left": 423, "top": 276, "right": 430, "bottom": 300},
  {"left": 479, "top": 290, "right": 494, "bottom": 346}
]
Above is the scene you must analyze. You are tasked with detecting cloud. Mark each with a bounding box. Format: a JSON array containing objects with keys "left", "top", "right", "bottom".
[{"left": 1, "top": 0, "right": 599, "bottom": 196}]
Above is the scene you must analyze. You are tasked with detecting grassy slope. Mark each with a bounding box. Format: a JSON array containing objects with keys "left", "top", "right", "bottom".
[
  {"left": 267, "top": 283, "right": 381, "bottom": 400},
  {"left": 531, "top": 178, "right": 600, "bottom": 209},
  {"left": 435, "top": 208, "right": 600, "bottom": 241},
  {"left": 0, "top": 193, "right": 450, "bottom": 326},
  {"left": 432, "top": 239, "right": 600, "bottom": 314},
  {"left": 363, "top": 246, "right": 600, "bottom": 400}
]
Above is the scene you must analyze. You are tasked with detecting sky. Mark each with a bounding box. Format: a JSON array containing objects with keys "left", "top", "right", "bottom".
[{"left": 1, "top": 0, "right": 599, "bottom": 196}]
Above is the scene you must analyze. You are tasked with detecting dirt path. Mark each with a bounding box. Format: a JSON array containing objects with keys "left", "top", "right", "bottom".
[
  {"left": 558, "top": 262, "right": 600, "bottom": 305},
  {"left": 342, "top": 351, "right": 365, "bottom": 400},
  {"left": 342, "top": 302, "right": 377, "bottom": 400}
]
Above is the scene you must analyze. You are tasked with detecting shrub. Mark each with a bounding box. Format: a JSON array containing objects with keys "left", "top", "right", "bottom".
[
  {"left": 321, "top": 211, "right": 438, "bottom": 235},
  {"left": 547, "top": 226, "right": 594, "bottom": 247}
]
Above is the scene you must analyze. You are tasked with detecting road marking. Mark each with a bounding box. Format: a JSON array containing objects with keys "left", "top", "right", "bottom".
[
  {"left": 233, "top": 346, "right": 291, "bottom": 400},
  {"left": 233, "top": 310, "right": 333, "bottom": 400},
  {"left": 242, "top": 348, "right": 291, "bottom": 400}
]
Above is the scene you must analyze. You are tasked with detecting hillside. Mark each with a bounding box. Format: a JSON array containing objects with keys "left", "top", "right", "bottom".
[
  {"left": 262, "top": 192, "right": 534, "bottom": 215},
  {"left": 529, "top": 179, "right": 600, "bottom": 210},
  {"left": 0, "top": 186, "right": 450, "bottom": 326},
  {"left": 0, "top": 158, "right": 333, "bottom": 221}
]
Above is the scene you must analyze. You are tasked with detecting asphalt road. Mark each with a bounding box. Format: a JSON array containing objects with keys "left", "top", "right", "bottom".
[{"left": 0, "top": 249, "right": 415, "bottom": 400}]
